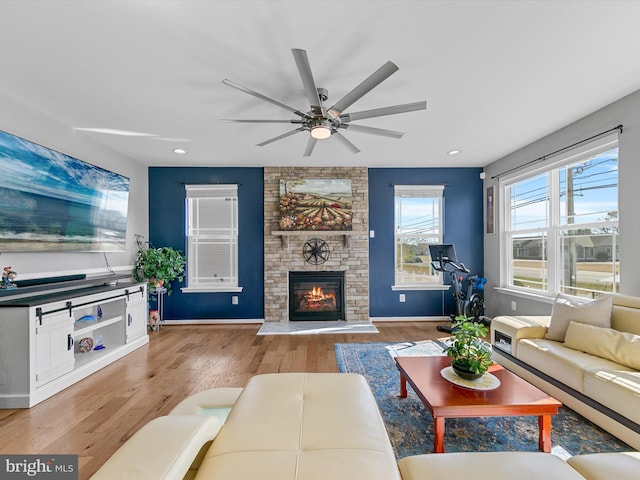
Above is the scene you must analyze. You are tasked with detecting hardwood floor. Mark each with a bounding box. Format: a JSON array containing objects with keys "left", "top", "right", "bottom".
[{"left": 0, "top": 321, "right": 447, "bottom": 479}]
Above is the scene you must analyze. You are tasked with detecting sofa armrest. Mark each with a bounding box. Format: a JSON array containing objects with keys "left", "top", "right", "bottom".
[
  {"left": 491, "top": 315, "right": 550, "bottom": 357},
  {"left": 90, "top": 415, "right": 222, "bottom": 480},
  {"left": 568, "top": 452, "right": 640, "bottom": 480}
]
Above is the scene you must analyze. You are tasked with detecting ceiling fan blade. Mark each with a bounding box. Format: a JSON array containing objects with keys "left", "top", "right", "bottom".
[
  {"left": 303, "top": 137, "right": 318, "bottom": 157},
  {"left": 256, "top": 127, "right": 306, "bottom": 146},
  {"left": 327, "top": 61, "right": 399, "bottom": 118},
  {"left": 340, "top": 123, "right": 404, "bottom": 139},
  {"left": 291, "top": 49, "right": 323, "bottom": 116},
  {"left": 222, "top": 79, "right": 311, "bottom": 119},
  {"left": 332, "top": 132, "right": 360, "bottom": 154},
  {"left": 339, "top": 101, "right": 426, "bottom": 123},
  {"left": 221, "top": 119, "right": 304, "bottom": 124}
]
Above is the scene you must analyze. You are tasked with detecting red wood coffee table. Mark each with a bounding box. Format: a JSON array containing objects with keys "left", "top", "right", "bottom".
[{"left": 395, "top": 356, "right": 562, "bottom": 453}]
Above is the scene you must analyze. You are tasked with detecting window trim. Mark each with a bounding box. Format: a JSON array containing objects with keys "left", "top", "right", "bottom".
[
  {"left": 181, "top": 184, "right": 242, "bottom": 294},
  {"left": 392, "top": 184, "right": 445, "bottom": 290},
  {"left": 499, "top": 132, "right": 619, "bottom": 298}
]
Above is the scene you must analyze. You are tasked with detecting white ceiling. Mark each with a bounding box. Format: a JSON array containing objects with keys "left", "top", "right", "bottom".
[{"left": 2, "top": 0, "right": 640, "bottom": 168}]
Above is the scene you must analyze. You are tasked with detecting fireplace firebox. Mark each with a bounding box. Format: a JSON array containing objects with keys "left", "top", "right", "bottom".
[{"left": 289, "top": 271, "right": 345, "bottom": 321}]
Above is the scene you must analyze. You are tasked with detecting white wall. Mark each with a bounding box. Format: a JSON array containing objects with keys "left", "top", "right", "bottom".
[
  {"left": 0, "top": 89, "right": 148, "bottom": 280},
  {"left": 483, "top": 88, "right": 640, "bottom": 317}
]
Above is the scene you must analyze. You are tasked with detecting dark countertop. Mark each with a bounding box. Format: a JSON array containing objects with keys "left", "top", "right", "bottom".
[{"left": 0, "top": 276, "right": 144, "bottom": 307}]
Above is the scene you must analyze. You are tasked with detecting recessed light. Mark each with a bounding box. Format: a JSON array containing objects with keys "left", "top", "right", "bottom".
[
  {"left": 447, "top": 150, "right": 461, "bottom": 156},
  {"left": 173, "top": 148, "right": 187, "bottom": 155}
]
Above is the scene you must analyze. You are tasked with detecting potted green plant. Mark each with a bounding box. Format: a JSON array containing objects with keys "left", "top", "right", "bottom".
[
  {"left": 133, "top": 237, "right": 186, "bottom": 294},
  {"left": 443, "top": 317, "right": 493, "bottom": 380}
]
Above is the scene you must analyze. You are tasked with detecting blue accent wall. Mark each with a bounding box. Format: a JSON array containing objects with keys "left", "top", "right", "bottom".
[
  {"left": 368, "top": 168, "right": 484, "bottom": 318},
  {"left": 148, "top": 167, "right": 264, "bottom": 320}
]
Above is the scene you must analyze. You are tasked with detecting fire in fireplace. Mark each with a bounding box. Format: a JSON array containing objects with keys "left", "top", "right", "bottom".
[{"left": 289, "top": 271, "right": 345, "bottom": 321}]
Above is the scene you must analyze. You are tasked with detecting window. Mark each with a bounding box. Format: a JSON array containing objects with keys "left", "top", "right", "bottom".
[
  {"left": 503, "top": 134, "right": 618, "bottom": 298},
  {"left": 394, "top": 185, "right": 444, "bottom": 288},
  {"left": 183, "top": 184, "right": 241, "bottom": 292}
]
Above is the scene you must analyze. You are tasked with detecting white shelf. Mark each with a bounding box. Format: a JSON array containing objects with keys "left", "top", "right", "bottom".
[
  {"left": 73, "top": 345, "right": 114, "bottom": 369},
  {"left": 73, "top": 315, "right": 122, "bottom": 337}
]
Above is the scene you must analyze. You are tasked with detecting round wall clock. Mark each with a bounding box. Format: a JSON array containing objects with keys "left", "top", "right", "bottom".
[{"left": 303, "top": 238, "right": 330, "bottom": 265}]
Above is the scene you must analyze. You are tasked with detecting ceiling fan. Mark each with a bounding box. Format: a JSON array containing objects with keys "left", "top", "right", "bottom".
[{"left": 221, "top": 48, "right": 427, "bottom": 157}]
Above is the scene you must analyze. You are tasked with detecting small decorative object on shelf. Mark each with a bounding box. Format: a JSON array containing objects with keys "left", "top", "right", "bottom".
[
  {"left": 78, "top": 337, "right": 94, "bottom": 353},
  {"left": 148, "top": 309, "right": 160, "bottom": 331},
  {"left": 443, "top": 317, "right": 493, "bottom": 381},
  {"left": 1, "top": 266, "right": 17, "bottom": 290},
  {"left": 93, "top": 335, "right": 105, "bottom": 351},
  {"left": 96, "top": 305, "right": 103, "bottom": 319}
]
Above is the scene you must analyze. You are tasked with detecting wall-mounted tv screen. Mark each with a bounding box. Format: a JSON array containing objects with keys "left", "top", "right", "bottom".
[{"left": 0, "top": 129, "right": 130, "bottom": 252}]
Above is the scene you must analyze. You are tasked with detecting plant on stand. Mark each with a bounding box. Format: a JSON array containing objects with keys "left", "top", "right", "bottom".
[
  {"left": 133, "top": 236, "right": 186, "bottom": 295},
  {"left": 443, "top": 317, "right": 492, "bottom": 380}
]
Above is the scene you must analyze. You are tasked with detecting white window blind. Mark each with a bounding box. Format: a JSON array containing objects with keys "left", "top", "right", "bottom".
[{"left": 185, "top": 185, "right": 239, "bottom": 291}]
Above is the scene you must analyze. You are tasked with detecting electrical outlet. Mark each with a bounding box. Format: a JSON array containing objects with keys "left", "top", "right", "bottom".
[
  {"left": 232, "top": 296, "right": 239, "bottom": 305},
  {"left": 369, "top": 230, "right": 375, "bottom": 238},
  {"left": 511, "top": 301, "right": 517, "bottom": 311},
  {"left": 399, "top": 294, "right": 406, "bottom": 303}
]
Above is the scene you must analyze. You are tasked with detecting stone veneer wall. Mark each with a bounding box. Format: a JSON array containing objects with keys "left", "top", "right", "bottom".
[{"left": 264, "top": 167, "right": 369, "bottom": 322}]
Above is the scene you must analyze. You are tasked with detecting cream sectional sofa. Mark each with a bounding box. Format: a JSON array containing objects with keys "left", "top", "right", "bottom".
[
  {"left": 91, "top": 372, "right": 640, "bottom": 480},
  {"left": 491, "top": 293, "right": 640, "bottom": 450}
]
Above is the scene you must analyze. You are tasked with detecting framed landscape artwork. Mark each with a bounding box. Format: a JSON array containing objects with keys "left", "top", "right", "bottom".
[{"left": 279, "top": 178, "right": 353, "bottom": 231}]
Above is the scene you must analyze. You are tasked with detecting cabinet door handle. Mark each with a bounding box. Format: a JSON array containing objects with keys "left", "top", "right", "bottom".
[
  {"left": 128, "top": 313, "right": 132, "bottom": 326},
  {"left": 67, "top": 334, "right": 74, "bottom": 351}
]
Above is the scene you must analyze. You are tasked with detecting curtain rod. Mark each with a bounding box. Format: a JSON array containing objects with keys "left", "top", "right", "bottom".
[{"left": 491, "top": 124, "right": 623, "bottom": 180}]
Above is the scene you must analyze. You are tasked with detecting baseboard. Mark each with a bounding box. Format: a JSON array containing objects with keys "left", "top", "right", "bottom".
[
  {"left": 161, "top": 319, "right": 264, "bottom": 325},
  {"left": 370, "top": 316, "right": 450, "bottom": 323}
]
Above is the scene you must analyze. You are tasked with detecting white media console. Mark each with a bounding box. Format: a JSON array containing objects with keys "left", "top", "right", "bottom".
[{"left": 0, "top": 276, "right": 149, "bottom": 408}]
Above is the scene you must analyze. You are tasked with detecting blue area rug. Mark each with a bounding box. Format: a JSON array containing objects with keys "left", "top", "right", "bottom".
[{"left": 335, "top": 341, "right": 631, "bottom": 460}]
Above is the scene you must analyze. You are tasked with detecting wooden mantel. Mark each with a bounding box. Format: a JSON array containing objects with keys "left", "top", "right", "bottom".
[{"left": 271, "top": 231, "right": 356, "bottom": 248}]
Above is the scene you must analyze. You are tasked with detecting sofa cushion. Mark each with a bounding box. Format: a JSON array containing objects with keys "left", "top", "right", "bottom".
[
  {"left": 398, "top": 452, "right": 587, "bottom": 480},
  {"left": 564, "top": 321, "right": 640, "bottom": 370},
  {"left": 611, "top": 294, "right": 640, "bottom": 335},
  {"left": 195, "top": 373, "right": 401, "bottom": 480},
  {"left": 516, "top": 338, "right": 624, "bottom": 392},
  {"left": 568, "top": 452, "right": 640, "bottom": 480},
  {"left": 582, "top": 367, "right": 640, "bottom": 425},
  {"left": 545, "top": 293, "right": 612, "bottom": 342}
]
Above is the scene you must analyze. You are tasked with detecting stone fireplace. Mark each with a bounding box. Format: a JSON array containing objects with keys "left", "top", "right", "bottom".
[
  {"left": 264, "top": 167, "right": 369, "bottom": 322},
  {"left": 289, "top": 271, "right": 345, "bottom": 321}
]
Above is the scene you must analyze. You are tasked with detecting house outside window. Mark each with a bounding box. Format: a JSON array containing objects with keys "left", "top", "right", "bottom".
[
  {"left": 393, "top": 185, "right": 444, "bottom": 288},
  {"left": 183, "top": 184, "right": 242, "bottom": 292},
  {"left": 502, "top": 133, "right": 619, "bottom": 298}
]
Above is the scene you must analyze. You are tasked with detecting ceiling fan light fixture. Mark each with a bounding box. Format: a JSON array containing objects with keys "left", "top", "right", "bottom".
[{"left": 310, "top": 122, "right": 332, "bottom": 140}]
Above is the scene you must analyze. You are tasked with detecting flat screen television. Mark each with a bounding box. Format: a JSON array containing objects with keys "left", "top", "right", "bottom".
[{"left": 0, "top": 129, "right": 130, "bottom": 252}]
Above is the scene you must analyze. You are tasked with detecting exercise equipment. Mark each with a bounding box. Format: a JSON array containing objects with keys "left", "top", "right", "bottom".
[{"left": 428, "top": 244, "right": 487, "bottom": 333}]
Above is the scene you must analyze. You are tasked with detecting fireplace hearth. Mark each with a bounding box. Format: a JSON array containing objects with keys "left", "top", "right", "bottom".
[{"left": 289, "top": 271, "right": 345, "bottom": 321}]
